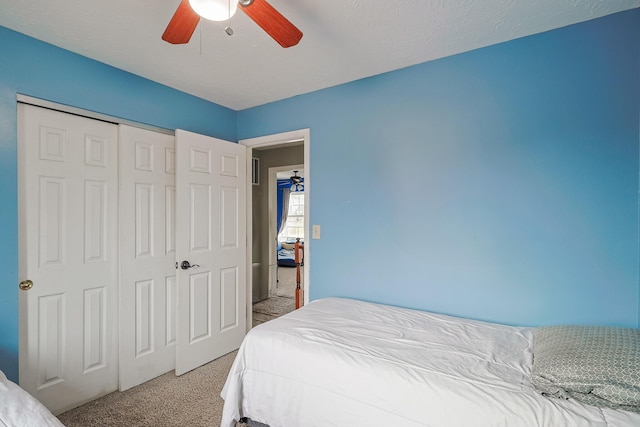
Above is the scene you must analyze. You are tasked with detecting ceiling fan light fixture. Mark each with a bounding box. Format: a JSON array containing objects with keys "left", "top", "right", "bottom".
[
  {"left": 188, "top": 0, "right": 238, "bottom": 21},
  {"left": 290, "top": 170, "right": 304, "bottom": 191}
]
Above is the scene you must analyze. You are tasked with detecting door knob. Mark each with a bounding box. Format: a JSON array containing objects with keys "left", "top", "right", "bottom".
[
  {"left": 180, "top": 261, "right": 200, "bottom": 270},
  {"left": 19, "top": 279, "right": 33, "bottom": 291}
]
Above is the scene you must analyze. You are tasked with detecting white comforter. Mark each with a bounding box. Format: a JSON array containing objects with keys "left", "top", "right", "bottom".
[
  {"left": 0, "top": 370, "right": 64, "bottom": 427},
  {"left": 221, "top": 298, "right": 640, "bottom": 427}
]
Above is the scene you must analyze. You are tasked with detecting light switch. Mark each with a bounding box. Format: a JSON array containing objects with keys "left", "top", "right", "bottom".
[{"left": 312, "top": 224, "right": 321, "bottom": 239}]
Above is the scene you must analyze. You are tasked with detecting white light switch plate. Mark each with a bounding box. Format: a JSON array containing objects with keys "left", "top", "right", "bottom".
[{"left": 312, "top": 224, "right": 321, "bottom": 239}]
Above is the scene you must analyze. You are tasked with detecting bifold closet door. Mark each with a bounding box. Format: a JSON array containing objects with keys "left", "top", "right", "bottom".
[
  {"left": 118, "top": 125, "right": 177, "bottom": 391},
  {"left": 120, "top": 126, "right": 249, "bottom": 384},
  {"left": 175, "top": 129, "right": 248, "bottom": 376},
  {"left": 18, "top": 105, "right": 249, "bottom": 410},
  {"left": 18, "top": 104, "right": 119, "bottom": 414}
]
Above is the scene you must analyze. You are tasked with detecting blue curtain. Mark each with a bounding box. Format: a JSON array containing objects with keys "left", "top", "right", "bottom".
[{"left": 277, "top": 178, "right": 304, "bottom": 236}]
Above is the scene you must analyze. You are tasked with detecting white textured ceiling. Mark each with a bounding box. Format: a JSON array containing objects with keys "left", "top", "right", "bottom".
[{"left": 1, "top": 1, "right": 638, "bottom": 111}]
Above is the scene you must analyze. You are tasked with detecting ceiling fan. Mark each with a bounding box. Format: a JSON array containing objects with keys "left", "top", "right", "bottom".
[
  {"left": 290, "top": 170, "right": 304, "bottom": 191},
  {"left": 290, "top": 170, "right": 302, "bottom": 184},
  {"left": 162, "top": 0, "right": 303, "bottom": 48}
]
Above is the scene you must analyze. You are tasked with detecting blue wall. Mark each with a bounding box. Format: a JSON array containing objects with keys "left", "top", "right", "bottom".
[
  {"left": 239, "top": 10, "right": 640, "bottom": 329},
  {"left": 0, "top": 27, "right": 237, "bottom": 381}
]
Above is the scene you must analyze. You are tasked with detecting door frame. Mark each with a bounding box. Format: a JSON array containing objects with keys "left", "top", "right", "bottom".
[{"left": 239, "top": 129, "right": 311, "bottom": 327}]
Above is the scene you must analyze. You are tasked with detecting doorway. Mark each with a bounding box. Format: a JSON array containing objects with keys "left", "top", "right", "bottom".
[
  {"left": 240, "top": 129, "right": 310, "bottom": 325},
  {"left": 271, "top": 164, "right": 304, "bottom": 297},
  {"left": 250, "top": 165, "right": 304, "bottom": 324}
]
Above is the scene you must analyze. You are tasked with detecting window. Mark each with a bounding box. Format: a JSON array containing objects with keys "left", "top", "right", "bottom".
[{"left": 279, "top": 193, "right": 304, "bottom": 242}]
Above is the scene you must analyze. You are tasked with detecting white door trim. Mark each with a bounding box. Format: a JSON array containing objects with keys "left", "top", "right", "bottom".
[
  {"left": 239, "top": 128, "right": 311, "bottom": 317},
  {"left": 17, "top": 94, "right": 174, "bottom": 136}
]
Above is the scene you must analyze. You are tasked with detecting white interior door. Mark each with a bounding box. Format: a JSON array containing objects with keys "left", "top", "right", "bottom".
[
  {"left": 18, "top": 104, "right": 119, "bottom": 414},
  {"left": 118, "top": 125, "right": 177, "bottom": 391},
  {"left": 175, "top": 129, "right": 247, "bottom": 375}
]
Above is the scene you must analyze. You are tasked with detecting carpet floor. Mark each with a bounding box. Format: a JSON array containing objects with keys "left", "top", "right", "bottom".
[
  {"left": 56, "top": 266, "right": 301, "bottom": 426},
  {"left": 252, "top": 272, "right": 296, "bottom": 325}
]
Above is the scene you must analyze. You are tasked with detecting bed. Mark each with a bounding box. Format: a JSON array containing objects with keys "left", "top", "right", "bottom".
[
  {"left": 221, "top": 297, "right": 640, "bottom": 427},
  {"left": 276, "top": 247, "right": 296, "bottom": 267},
  {"left": 0, "top": 369, "right": 64, "bottom": 426},
  {"left": 277, "top": 241, "right": 302, "bottom": 268}
]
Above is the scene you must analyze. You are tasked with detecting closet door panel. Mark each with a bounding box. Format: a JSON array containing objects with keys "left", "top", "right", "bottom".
[
  {"left": 19, "top": 104, "right": 118, "bottom": 414},
  {"left": 118, "top": 125, "right": 176, "bottom": 391}
]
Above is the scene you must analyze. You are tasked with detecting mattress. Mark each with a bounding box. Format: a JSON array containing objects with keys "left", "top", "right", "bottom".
[
  {"left": 277, "top": 249, "right": 296, "bottom": 267},
  {"left": 221, "top": 297, "right": 640, "bottom": 427}
]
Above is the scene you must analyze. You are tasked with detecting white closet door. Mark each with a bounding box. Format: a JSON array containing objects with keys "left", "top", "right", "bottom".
[
  {"left": 118, "top": 125, "right": 177, "bottom": 391},
  {"left": 18, "top": 104, "right": 118, "bottom": 414},
  {"left": 175, "top": 129, "right": 247, "bottom": 375}
]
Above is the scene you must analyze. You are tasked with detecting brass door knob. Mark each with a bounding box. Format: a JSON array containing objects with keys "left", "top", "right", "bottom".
[{"left": 19, "top": 279, "right": 33, "bottom": 291}]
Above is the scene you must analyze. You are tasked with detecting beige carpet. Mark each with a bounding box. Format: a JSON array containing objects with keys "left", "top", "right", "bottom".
[
  {"left": 57, "top": 267, "right": 301, "bottom": 427},
  {"left": 252, "top": 265, "right": 299, "bottom": 325},
  {"left": 57, "top": 351, "right": 238, "bottom": 427}
]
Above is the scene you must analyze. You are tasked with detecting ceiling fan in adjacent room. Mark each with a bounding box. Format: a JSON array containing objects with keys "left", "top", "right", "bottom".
[
  {"left": 289, "top": 170, "right": 304, "bottom": 191},
  {"left": 162, "top": 0, "right": 303, "bottom": 47}
]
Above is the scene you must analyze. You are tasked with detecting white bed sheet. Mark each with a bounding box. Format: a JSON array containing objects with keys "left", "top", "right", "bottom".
[
  {"left": 0, "top": 370, "right": 64, "bottom": 427},
  {"left": 221, "top": 298, "right": 640, "bottom": 427}
]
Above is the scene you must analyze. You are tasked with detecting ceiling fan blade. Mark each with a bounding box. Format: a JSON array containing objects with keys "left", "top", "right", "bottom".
[
  {"left": 240, "top": 0, "right": 303, "bottom": 48},
  {"left": 162, "top": 0, "right": 201, "bottom": 44}
]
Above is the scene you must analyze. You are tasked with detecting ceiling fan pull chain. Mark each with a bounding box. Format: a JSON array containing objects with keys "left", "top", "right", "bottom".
[{"left": 225, "top": 0, "right": 234, "bottom": 36}]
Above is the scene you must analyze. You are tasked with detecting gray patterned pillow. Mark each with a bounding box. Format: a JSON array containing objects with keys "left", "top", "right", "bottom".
[{"left": 531, "top": 325, "right": 640, "bottom": 413}]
